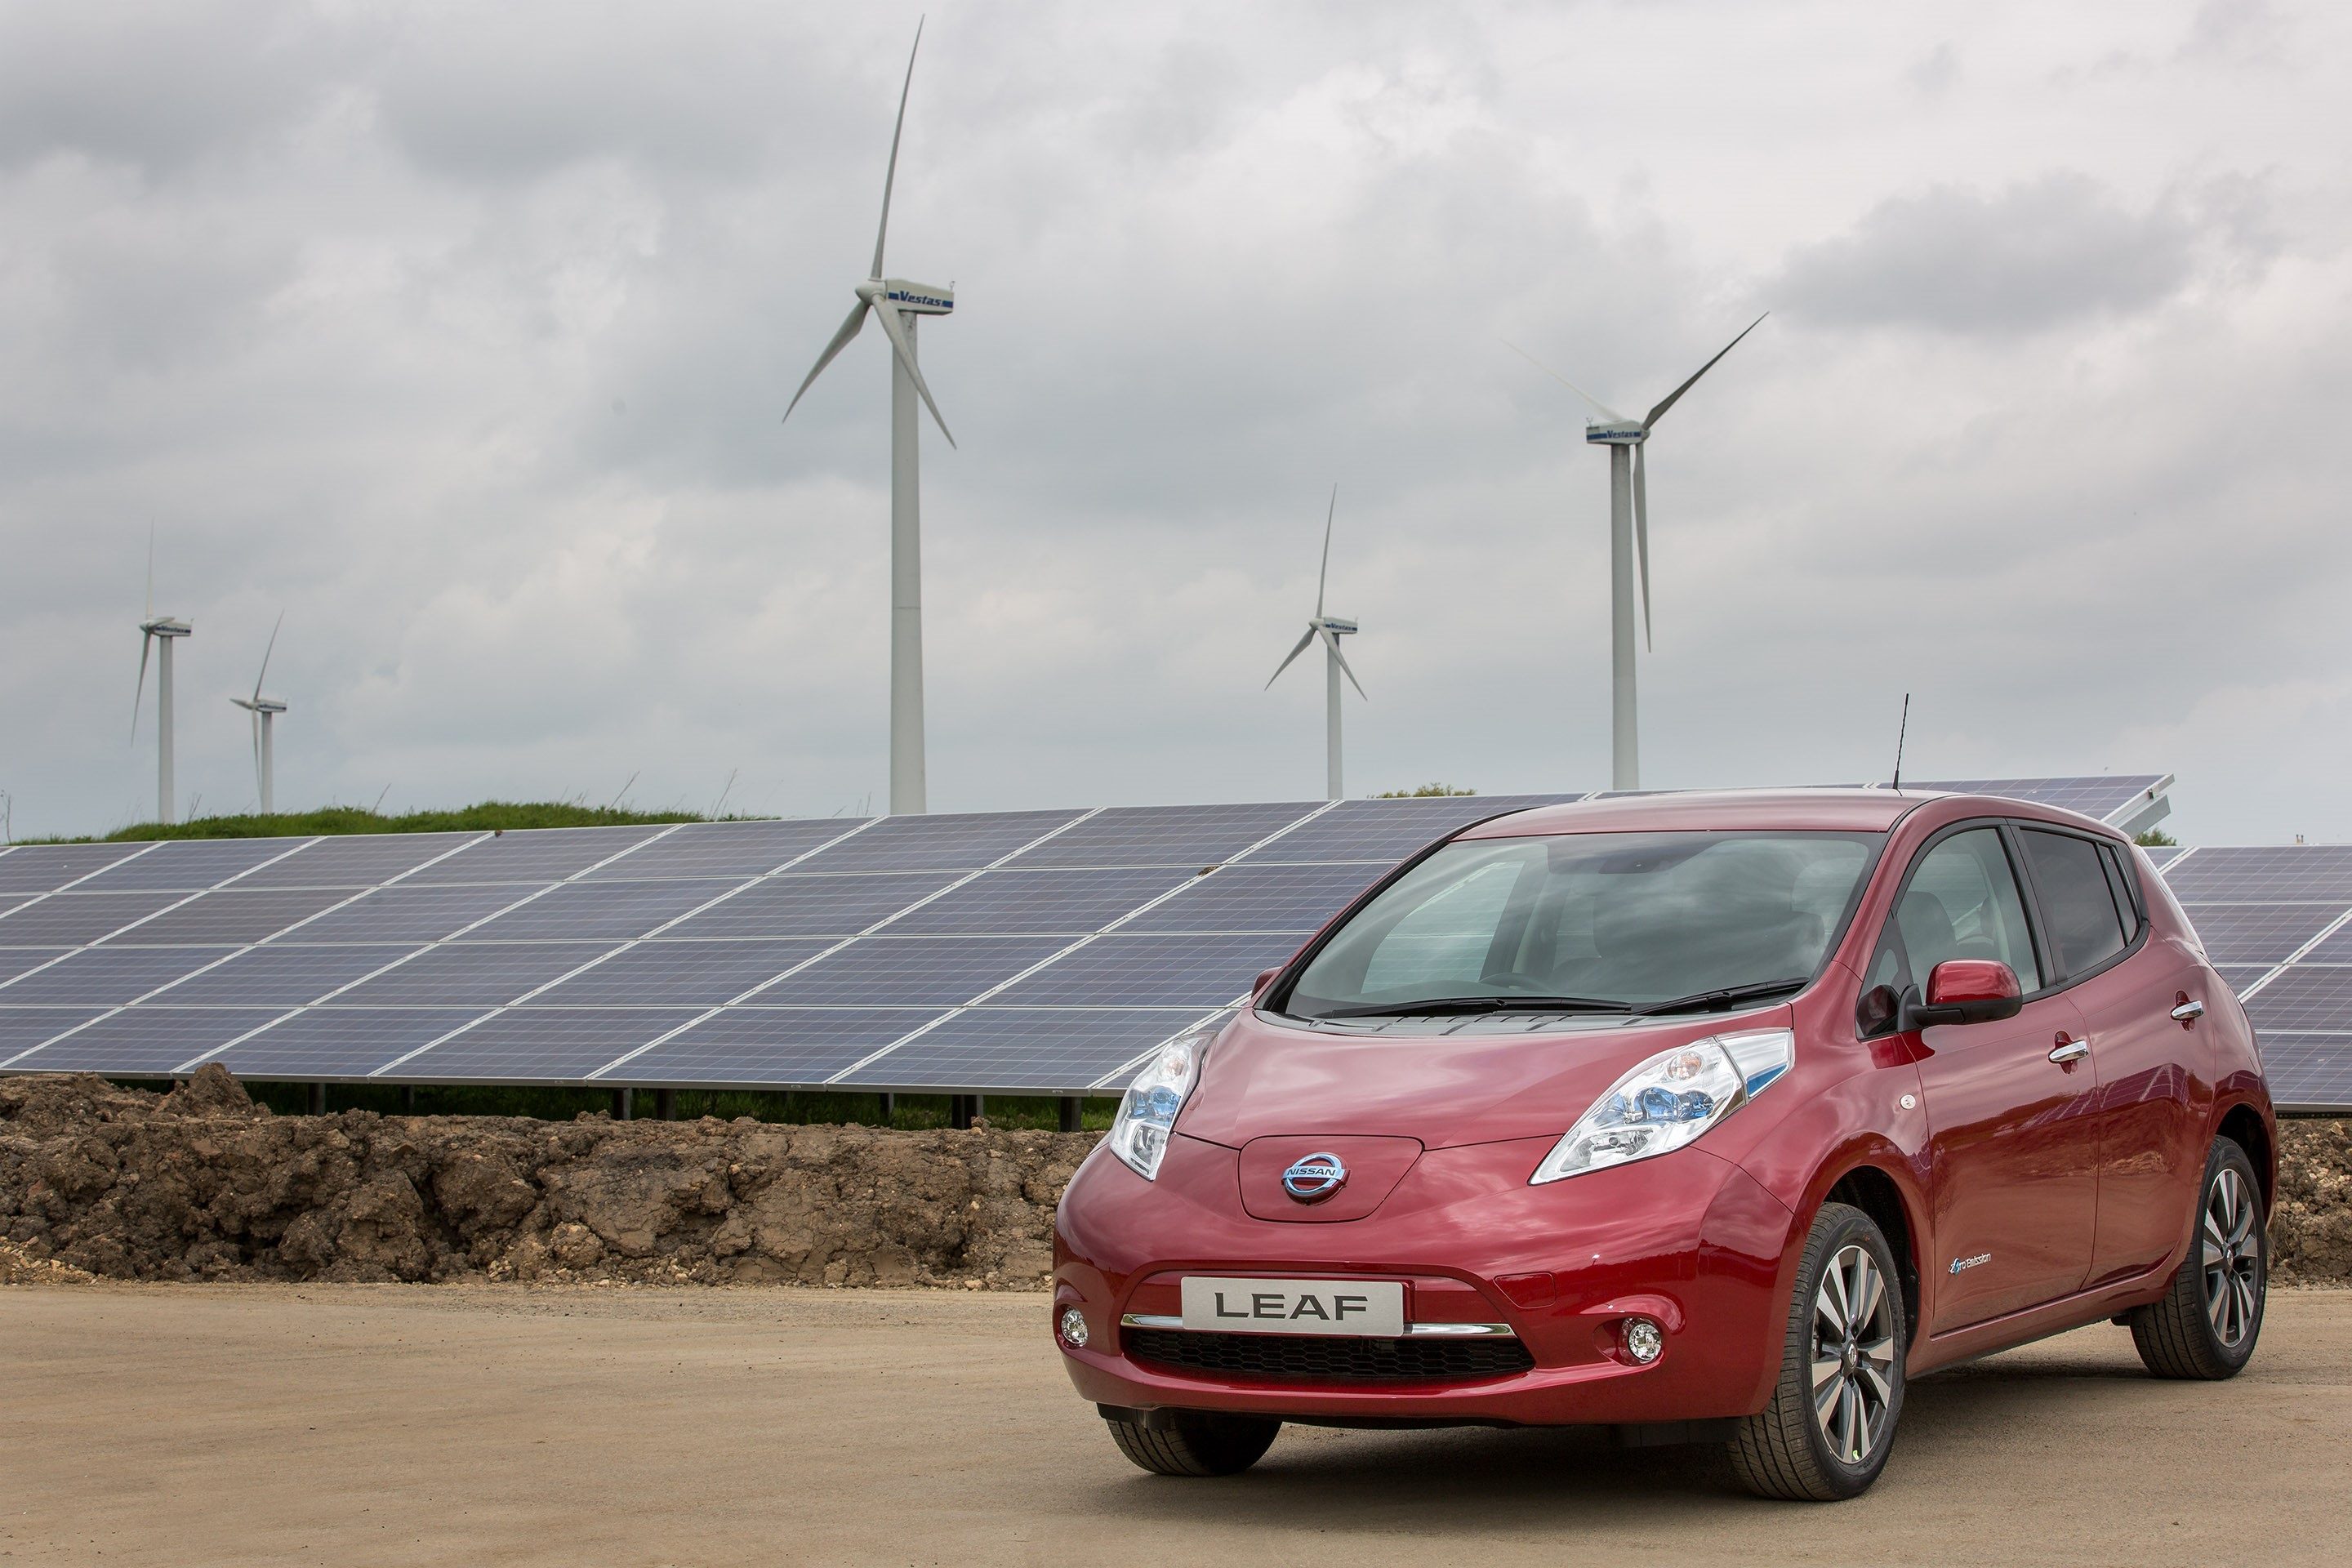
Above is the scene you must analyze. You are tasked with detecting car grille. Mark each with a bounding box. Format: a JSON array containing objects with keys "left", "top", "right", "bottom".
[{"left": 1123, "top": 1327, "right": 1535, "bottom": 1384}]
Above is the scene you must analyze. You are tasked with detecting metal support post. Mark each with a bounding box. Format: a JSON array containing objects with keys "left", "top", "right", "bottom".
[
  {"left": 612, "top": 1087, "right": 633, "bottom": 1120},
  {"left": 1058, "top": 1097, "right": 1083, "bottom": 1133},
  {"left": 657, "top": 1087, "right": 676, "bottom": 1120}
]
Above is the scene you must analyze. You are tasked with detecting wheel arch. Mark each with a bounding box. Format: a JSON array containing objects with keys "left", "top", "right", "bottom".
[
  {"left": 1820, "top": 1161, "right": 1925, "bottom": 1350},
  {"left": 2215, "top": 1100, "right": 2274, "bottom": 1210}
]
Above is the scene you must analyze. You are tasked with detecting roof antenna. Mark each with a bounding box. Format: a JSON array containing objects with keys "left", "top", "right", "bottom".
[{"left": 1891, "top": 693, "right": 1910, "bottom": 791}]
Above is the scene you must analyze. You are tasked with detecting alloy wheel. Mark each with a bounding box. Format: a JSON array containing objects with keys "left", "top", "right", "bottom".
[
  {"left": 2201, "top": 1166, "right": 2261, "bottom": 1348},
  {"left": 1810, "top": 1243, "right": 1897, "bottom": 1466}
]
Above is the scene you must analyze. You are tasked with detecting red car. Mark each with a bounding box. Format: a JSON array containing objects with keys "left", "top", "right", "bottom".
[{"left": 1052, "top": 790, "right": 2273, "bottom": 1499}]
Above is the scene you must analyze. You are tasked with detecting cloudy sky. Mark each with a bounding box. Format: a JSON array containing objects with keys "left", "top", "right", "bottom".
[{"left": 2, "top": 0, "right": 2347, "bottom": 844}]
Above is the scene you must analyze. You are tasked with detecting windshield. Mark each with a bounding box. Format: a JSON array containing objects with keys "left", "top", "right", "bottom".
[{"left": 1279, "top": 830, "right": 1881, "bottom": 1021}]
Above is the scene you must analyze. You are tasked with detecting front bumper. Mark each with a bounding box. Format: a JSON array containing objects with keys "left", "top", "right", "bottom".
[{"left": 1053, "top": 1133, "right": 1798, "bottom": 1427}]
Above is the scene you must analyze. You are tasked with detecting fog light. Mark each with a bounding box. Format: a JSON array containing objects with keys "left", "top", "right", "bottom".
[
  {"left": 1058, "top": 1306, "right": 1089, "bottom": 1348},
  {"left": 1623, "top": 1317, "right": 1664, "bottom": 1365}
]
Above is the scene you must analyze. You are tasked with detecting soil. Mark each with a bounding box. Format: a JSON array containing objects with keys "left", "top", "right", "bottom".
[{"left": 3, "top": 1067, "right": 2349, "bottom": 1288}]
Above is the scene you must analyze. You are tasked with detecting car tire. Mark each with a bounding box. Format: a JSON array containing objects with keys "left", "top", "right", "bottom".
[
  {"left": 2130, "top": 1137, "right": 2266, "bottom": 1380},
  {"left": 1729, "top": 1200, "right": 1908, "bottom": 1501},
  {"left": 1105, "top": 1411, "right": 1281, "bottom": 1477}
]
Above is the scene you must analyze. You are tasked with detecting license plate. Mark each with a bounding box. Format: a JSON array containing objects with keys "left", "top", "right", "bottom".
[{"left": 1178, "top": 1276, "right": 1405, "bottom": 1337}]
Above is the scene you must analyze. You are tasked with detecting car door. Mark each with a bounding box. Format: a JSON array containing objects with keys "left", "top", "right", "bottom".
[
  {"left": 2015, "top": 826, "right": 2203, "bottom": 1285},
  {"left": 1873, "top": 824, "right": 2100, "bottom": 1333}
]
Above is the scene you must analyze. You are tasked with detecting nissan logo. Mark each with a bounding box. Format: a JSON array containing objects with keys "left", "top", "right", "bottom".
[{"left": 1281, "top": 1152, "right": 1348, "bottom": 1203}]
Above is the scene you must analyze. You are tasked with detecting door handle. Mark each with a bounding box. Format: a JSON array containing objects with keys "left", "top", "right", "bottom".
[
  {"left": 2049, "top": 1036, "right": 2091, "bottom": 1065},
  {"left": 2172, "top": 999, "right": 2206, "bottom": 1023}
]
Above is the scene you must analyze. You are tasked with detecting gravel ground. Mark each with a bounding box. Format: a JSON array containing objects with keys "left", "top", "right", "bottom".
[{"left": 2, "top": 1281, "right": 2346, "bottom": 1567}]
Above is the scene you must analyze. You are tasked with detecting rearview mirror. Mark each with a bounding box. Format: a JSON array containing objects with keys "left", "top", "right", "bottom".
[
  {"left": 1253, "top": 967, "right": 1281, "bottom": 996},
  {"left": 1901, "top": 960, "right": 2024, "bottom": 1030}
]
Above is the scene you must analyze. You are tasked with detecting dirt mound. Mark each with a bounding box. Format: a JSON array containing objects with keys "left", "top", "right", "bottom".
[
  {"left": 4, "top": 1070, "right": 2348, "bottom": 1289},
  {"left": 0, "top": 1069, "right": 1092, "bottom": 1287}
]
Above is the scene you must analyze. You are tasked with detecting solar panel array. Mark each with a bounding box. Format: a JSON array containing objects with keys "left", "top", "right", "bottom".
[{"left": 0, "top": 774, "right": 2237, "bottom": 1101}]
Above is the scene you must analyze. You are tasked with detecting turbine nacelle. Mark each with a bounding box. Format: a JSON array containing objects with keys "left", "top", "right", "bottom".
[
  {"left": 1313, "top": 615, "right": 1358, "bottom": 636},
  {"left": 140, "top": 617, "right": 193, "bottom": 639},
  {"left": 859, "top": 278, "right": 955, "bottom": 315},
  {"left": 232, "top": 696, "right": 288, "bottom": 715},
  {"left": 1584, "top": 421, "right": 1647, "bottom": 446}
]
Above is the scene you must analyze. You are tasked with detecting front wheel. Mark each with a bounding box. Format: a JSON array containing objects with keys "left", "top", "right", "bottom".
[
  {"left": 2130, "top": 1138, "right": 2266, "bottom": 1379},
  {"left": 1105, "top": 1410, "right": 1281, "bottom": 1477},
  {"left": 1730, "top": 1200, "right": 1908, "bottom": 1500}
]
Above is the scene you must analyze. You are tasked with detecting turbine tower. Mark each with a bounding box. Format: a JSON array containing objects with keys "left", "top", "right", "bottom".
[
  {"left": 131, "top": 539, "right": 193, "bottom": 825},
  {"left": 782, "top": 20, "right": 956, "bottom": 816},
  {"left": 230, "top": 613, "right": 288, "bottom": 814},
  {"left": 1266, "top": 486, "right": 1365, "bottom": 800},
  {"left": 1512, "top": 315, "right": 1765, "bottom": 790}
]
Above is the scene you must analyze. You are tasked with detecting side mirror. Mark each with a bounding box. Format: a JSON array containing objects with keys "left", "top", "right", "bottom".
[
  {"left": 1901, "top": 960, "right": 2024, "bottom": 1030},
  {"left": 1252, "top": 967, "right": 1281, "bottom": 996}
]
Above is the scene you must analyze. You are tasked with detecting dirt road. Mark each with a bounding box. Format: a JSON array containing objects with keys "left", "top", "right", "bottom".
[{"left": 4, "top": 1284, "right": 2347, "bottom": 1566}]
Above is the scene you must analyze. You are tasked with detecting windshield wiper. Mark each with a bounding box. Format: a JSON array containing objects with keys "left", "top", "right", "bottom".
[
  {"left": 1317, "top": 994, "right": 1633, "bottom": 1020},
  {"left": 1634, "top": 977, "right": 1810, "bottom": 1017}
]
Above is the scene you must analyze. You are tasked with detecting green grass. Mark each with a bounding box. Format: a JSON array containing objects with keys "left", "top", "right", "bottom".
[
  {"left": 220, "top": 1082, "right": 1118, "bottom": 1131},
  {"left": 74, "top": 800, "right": 749, "bottom": 844}
]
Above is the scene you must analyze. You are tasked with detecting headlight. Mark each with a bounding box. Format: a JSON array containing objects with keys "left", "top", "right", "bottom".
[
  {"left": 1106, "top": 1023, "right": 1215, "bottom": 1180},
  {"left": 1530, "top": 1028, "right": 1793, "bottom": 1185}
]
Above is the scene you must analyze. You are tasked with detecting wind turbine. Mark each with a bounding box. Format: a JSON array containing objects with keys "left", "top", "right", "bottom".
[
  {"left": 131, "top": 535, "right": 193, "bottom": 825},
  {"left": 782, "top": 19, "right": 956, "bottom": 816},
  {"left": 1510, "top": 314, "right": 1766, "bottom": 790},
  {"left": 230, "top": 613, "right": 288, "bottom": 814},
  {"left": 1267, "top": 486, "right": 1365, "bottom": 800}
]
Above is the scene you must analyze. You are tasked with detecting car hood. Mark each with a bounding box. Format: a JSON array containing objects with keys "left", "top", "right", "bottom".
[{"left": 1174, "top": 1004, "right": 1797, "bottom": 1152}]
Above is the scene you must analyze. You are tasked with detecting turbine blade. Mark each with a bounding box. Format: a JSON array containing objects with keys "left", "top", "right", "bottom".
[
  {"left": 1316, "top": 484, "right": 1337, "bottom": 619},
  {"left": 871, "top": 18, "right": 925, "bottom": 279},
  {"left": 253, "top": 610, "right": 283, "bottom": 701},
  {"left": 1633, "top": 443, "right": 1653, "bottom": 653},
  {"left": 1501, "top": 338, "right": 1625, "bottom": 422},
  {"left": 782, "top": 298, "right": 871, "bottom": 425},
  {"left": 144, "top": 523, "right": 154, "bottom": 621},
  {"left": 131, "top": 632, "right": 151, "bottom": 742},
  {"left": 1642, "top": 312, "right": 1767, "bottom": 430},
  {"left": 871, "top": 298, "right": 956, "bottom": 448},
  {"left": 1265, "top": 626, "right": 1317, "bottom": 688},
  {"left": 1322, "top": 626, "right": 1367, "bottom": 699}
]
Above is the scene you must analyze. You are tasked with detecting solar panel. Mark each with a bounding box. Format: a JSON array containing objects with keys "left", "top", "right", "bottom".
[
  {"left": 382, "top": 1006, "right": 707, "bottom": 1082},
  {"left": 2306, "top": 927, "right": 2352, "bottom": 963},
  {"left": 287, "top": 884, "right": 554, "bottom": 942},
  {"left": 96, "top": 887, "right": 358, "bottom": 946},
  {"left": 2254, "top": 1033, "right": 2352, "bottom": 1110},
  {"left": 0, "top": 891, "right": 191, "bottom": 945},
  {"left": 746, "top": 935, "right": 1073, "bottom": 1007},
  {"left": 990, "top": 933, "right": 1301, "bottom": 1008},
  {"left": 0, "top": 947, "right": 238, "bottom": 1005},
  {"left": 459, "top": 878, "right": 749, "bottom": 942},
  {"left": 329, "top": 942, "right": 617, "bottom": 1007},
  {"left": 2238, "top": 966, "right": 2352, "bottom": 1033},
  {"left": 1002, "top": 802, "right": 1323, "bottom": 868},
  {"left": 16, "top": 1007, "right": 291, "bottom": 1076},
  {"left": 526, "top": 939, "right": 833, "bottom": 1007},
  {"left": 67, "top": 837, "right": 314, "bottom": 891},
  {"left": 2159, "top": 846, "right": 2352, "bottom": 902},
  {"left": 577, "top": 818, "right": 870, "bottom": 880},
  {"left": 1254, "top": 795, "right": 1571, "bottom": 863},
  {"left": 0, "top": 949, "right": 68, "bottom": 984},
  {"left": 884, "top": 866, "right": 1200, "bottom": 935},
  {"left": 2172, "top": 903, "right": 2349, "bottom": 966},
  {"left": 0, "top": 844, "right": 156, "bottom": 893},
  {"left": 657, "top": 872, "right": 963, "bottom": 939},
  {"left": 1127, "top": 861, "right": 1384, "bottom": 934},
  {"left": 155, "top": 943, "right": 426, "bottom": 1006},
  {"left": 836, "top": 1007, "right": 1217, "bottom": 1092},
  {"left": 235, "top": 832, "right": 483, "bottom": 889},
  {"left": 791, "top": 809, "right": 1091, "bottom": 873},
  {"left": 400, "top": 825, "right": 673, "bottom": 884},
  {"left": 610, "top": 1007, "right": 947, "bottom": 1086},
  {"left": 0, "top": 1007, "right": 107, "bottom": 1062},
  {"left": 1903, "top": 777, "right": 2169, "bottom": 825},
  {"left": 213, "top": 1007, "right": 486, "bottom": 1080}
]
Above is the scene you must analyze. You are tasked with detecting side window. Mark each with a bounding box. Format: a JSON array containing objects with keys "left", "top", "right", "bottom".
[
  {"left": 2099, "top": 843, "right": 2145, "bottom": 940},
  {"left": 1894, "top": 828, "right": 2042, "bottom": 993},
  {"left": 2020, "top": 829, "right": 2129, "bottom": 977}
]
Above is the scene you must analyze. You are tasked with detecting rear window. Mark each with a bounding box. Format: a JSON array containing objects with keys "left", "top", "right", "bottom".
[
  {"left": 2020, "top": 829, "right": 2131, "bottom": 977},
  {"left": 1281, "top": 830, "right": 1881, "bottom": 1020}
]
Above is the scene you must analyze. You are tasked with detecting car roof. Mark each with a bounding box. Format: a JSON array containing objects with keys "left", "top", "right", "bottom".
[{"left": 1450, "top": 787, "right": 2119, "bottom": 840}]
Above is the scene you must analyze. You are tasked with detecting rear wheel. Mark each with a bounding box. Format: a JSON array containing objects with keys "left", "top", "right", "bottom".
[
  {"left": 1730, "top": 1200, "right": 1907, "bottom": 1500},
  {"left": 1105, "top": 1410, "right": 1281, "bottom": 1477},
  {"left": 2130, "top": 1138, "right": 2265, "bottom": 1379}
]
